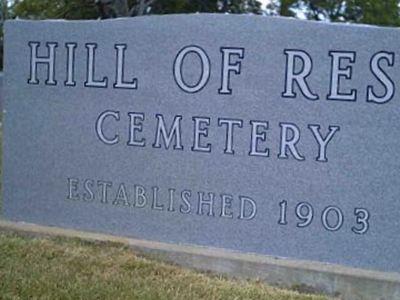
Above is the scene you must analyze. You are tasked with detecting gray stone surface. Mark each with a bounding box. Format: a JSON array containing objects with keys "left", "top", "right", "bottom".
[{"left": 3, "top": 14, "right": 400, "bottom": 273}]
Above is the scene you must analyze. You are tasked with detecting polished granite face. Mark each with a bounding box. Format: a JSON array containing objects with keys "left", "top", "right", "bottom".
[{"left": 3, "top": 14, "right": 400, "bottom": 273}]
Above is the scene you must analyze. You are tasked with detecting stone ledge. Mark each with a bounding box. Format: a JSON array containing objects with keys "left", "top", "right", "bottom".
[{"left": 0, "top": 219, "right": 399, "bottom": 300}]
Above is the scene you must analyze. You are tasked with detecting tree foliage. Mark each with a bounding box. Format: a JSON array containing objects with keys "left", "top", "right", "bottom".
[
  {"left": 0, "top": 0, "right": 7, "bottom": 70},
  {"left": 353, "top": 0, "right": 400, "bottom": 26},
  {"left": 10, "top": 0, "right": 263, "bottom": 20},
  {"left": 12, "top": 0, "right": 98, "bottom": 20},
  {"left": 7, "top": 0, "right": 400, "bottom": 26},
  {"left": 267, "top": 0, "right": 400, "bottom": 26}
]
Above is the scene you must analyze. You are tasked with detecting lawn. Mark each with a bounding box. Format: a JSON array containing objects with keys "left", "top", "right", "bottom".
[{"left": 0, "top": 231, "right": 329, "bottom": 300}]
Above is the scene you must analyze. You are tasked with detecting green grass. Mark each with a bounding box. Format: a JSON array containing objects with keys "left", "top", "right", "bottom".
[{"left": 0, "top": 232, "right": 330, "bottom": 300}]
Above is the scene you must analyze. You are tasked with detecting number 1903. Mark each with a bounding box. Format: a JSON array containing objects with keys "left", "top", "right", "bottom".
[{"left": 278, "top": 200, "right": 370, "bottom": 234}]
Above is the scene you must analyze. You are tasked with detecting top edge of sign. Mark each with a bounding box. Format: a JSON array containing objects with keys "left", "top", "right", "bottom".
[{"left": 5, "top": 13, "right": 400, "bottom": 31}]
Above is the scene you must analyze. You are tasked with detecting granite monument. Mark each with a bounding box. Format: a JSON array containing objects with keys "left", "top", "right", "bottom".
[{"left": 3, "top": 15, "right": 400, "bottom": 273}]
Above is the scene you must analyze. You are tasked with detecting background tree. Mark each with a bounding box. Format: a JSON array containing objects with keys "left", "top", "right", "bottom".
[
  {"left": 267, "top": 0, "right": 400, "bottom": 26},
  {"left": 10, "top": 0, "right": 263, "bottom": 19},
  {"left": 99, "top": 0, "right": 263, "bottom": 18},
  {"left": 13, "top": 0, "right": 98, "bottom": 20},
  {"left": 0, "top": 0, "right": 8, "bottom": 70},
  {"left": 351, "top": 0, "right": 400, "bottom": 26}
]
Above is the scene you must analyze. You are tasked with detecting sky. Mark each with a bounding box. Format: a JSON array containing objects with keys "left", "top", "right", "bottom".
[{"left": 259, "top": 0, "right": 271, "bottom": 10}]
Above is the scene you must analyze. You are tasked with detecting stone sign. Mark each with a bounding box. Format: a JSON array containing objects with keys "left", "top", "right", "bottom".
[{"left": 3, "top": 15, "right": 400, "bottom": 273}]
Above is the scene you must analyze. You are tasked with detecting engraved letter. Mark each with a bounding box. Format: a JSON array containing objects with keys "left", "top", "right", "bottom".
[
  {"left": 28, "top": 42, "right": 57, "bottom": 85},
  {"left": 308, "top": 125, "right": 340, "bottom": 162},
  {"left": 85, "top": 43, "right": 108, "bottom": 88},
  {"left": 220, "top": 194, "right": 234, "bottom": 218},
  {"left": 67, "top": 178, "right": 79, "bottom": 200},
  {"left": 197, "top": 192, "right": 215, "bottom": 216},
  {"left": 114, "top": 44, "right": 138, "bottom": 89},
  {"left": 192, "top": 117, "right": 211, "bottom": 152},
  {"left": 174, "top": 45, "right": 210, "bottom": 93},
  {"left": 96, "top": 110, "right": 120, "bottom": 145},
  {"left": 65, "top": 43, "right": 77, "bottom": 86},
  {"left": 128, "top": 112, "right": 145, "bottom": 147},
  {"left": 97, "top": 180, "right": 112, "bottom": 204},
  {"left": 219, "top": 47, "right": 244, "bottom": 94},
  {"left": 282, "top": 49, "right": 318, "bottom": 100},
  {"left": 278, "top": 123, "right": 304, "bottom": 161},
  {"left": 328, "top": 51, "right": 356, "bottom": 101},
  {"left": 113, "top": 183, "right": 130, "bottom": 206},
  {"left": 249, "top": 120, "right": 269, "bottom": 157},
  {"left": 180, "top": 190, "right": 192, "bottom": 214},
  {"left": 218, "top": 118, "right": 243, "bottom": 155},
  {"left": 239, "top": 196, "right": 257, "bottom": 220},
  {"left": 134, "top": 185, "right": 147, "bottom": 208},
  {"left": 153, "top": 114, "right": 183, "bottom": 150},
  {"left": 367, "top": 51, "right": 395, "bottom": 104}
]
